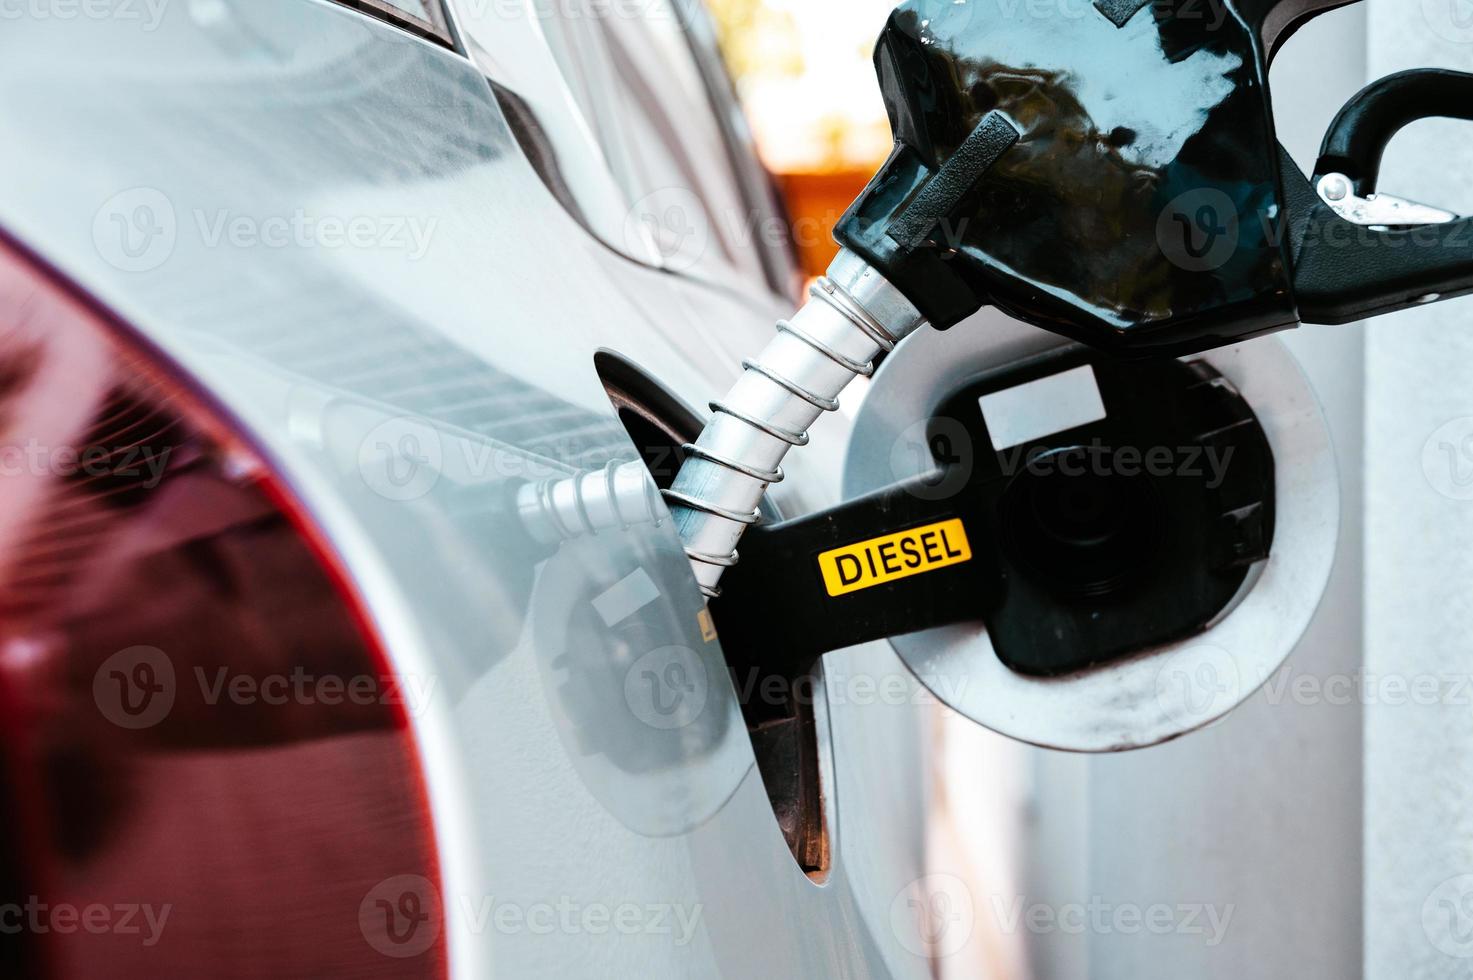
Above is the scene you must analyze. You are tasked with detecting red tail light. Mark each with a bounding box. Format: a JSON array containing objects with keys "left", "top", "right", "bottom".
[{"left": 0, "top": 237, "right": 445, "bottom": 978}]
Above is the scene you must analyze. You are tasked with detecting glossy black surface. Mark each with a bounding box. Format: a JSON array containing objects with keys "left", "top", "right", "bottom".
[{"left": 837, "top": 0, "right": 1301, "bottom": 353}]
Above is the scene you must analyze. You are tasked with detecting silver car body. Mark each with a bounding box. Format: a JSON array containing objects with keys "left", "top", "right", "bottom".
[{"left": 0, "top": 1, "right": 933, "bottom": 977}]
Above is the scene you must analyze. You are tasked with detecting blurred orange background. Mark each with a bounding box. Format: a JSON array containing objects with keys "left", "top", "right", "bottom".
[{"left": 709, "top": 0, "right": 899, "bottom": 277}]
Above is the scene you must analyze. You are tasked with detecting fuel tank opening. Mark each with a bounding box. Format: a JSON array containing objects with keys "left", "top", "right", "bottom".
[{"left": 595, "top": 351, "right": 831, "bottom": 880}]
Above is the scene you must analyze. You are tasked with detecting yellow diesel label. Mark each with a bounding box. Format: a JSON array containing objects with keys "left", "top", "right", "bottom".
[{"left": 817, "top": 519, "right": 972, "bottom": 597}]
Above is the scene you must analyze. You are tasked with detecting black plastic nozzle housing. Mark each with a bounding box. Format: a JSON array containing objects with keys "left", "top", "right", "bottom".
[
  {"left": 836, "top": 0, "right": 1473, "bottom": 354},
  {"left": 836, "top": 0, "right": 1301, "bottom": 354}
]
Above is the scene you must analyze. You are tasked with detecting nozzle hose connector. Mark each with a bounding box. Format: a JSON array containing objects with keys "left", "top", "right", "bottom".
[
  {"left": 517, "top": 459, "right": 667, "bottom": 547},
  {"left": 664, "top": 250, "right": 928, "bottom": 598}
]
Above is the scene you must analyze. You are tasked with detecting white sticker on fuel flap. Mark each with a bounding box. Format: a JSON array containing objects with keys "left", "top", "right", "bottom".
[
  {"left": 592, "top": 568, "right": 660, "bottom": 627},
  {"left": 979, "top": 364, "right": 1107, "bottom": 451}
]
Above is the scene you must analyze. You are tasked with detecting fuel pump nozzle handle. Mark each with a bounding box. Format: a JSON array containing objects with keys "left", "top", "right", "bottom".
[{"left": 834, "top": 0, "right": 1473, "bottom": 353}]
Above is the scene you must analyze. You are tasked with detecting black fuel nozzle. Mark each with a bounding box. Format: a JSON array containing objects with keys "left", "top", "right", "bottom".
[{"left": 835, "top": 0, "right": 1472, "bottom": 355}]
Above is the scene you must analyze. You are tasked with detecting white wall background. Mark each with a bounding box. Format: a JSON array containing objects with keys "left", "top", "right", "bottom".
[{"left": 1363, "top": 3, "right": 1473, "bottom": 978}]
